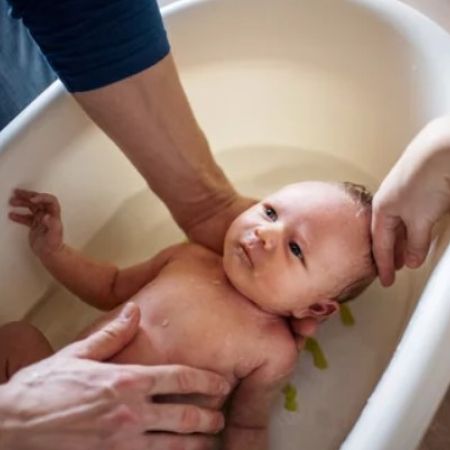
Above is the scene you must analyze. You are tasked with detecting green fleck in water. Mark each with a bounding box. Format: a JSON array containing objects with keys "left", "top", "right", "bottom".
[
  {"left": 305, "top": 337, "right": 328, "bottom": 369},
  {"left": 282, "top": 383, "right": 298, "bottom": 412},
  {"left": 340, "top": 304, "right": 355, "bottom": 327}
]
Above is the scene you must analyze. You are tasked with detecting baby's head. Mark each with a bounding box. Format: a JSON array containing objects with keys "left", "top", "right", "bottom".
[{"left": 223, "top": 181, "right": 376, "bottom": 320}]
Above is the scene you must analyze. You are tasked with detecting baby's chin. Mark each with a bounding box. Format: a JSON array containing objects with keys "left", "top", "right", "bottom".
[{"left": 222, "top": 251, "right": 248, "bottom": 293}]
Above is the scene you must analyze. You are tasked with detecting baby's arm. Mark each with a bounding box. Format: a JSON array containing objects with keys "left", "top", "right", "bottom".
[
  {"left": 9, "top": 189, "right": 182, "bottom": 310},
  {"left": 224, "top": 338, "right": 297, "bottom": 450}
]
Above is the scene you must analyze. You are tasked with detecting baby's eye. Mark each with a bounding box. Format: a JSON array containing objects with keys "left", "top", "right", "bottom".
[
  {"left": 289, "top": 242, "right": 303, "bottom": 260},
  {"left": 264, "top": 206, "right": 278, "bottom": 221}
]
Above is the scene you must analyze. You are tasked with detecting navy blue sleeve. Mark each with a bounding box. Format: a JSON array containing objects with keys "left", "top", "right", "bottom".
[{"left": 7, "top": 0, "right": 170, "bottom": 92}]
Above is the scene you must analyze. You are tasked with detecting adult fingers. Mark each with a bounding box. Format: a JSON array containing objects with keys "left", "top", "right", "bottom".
[
  {"left": 404, "top": 222, "right": 432, "bottom": 269},
  {"left": 393, "top": 223, "right": 407, "bottom": 270},
  {"left": 144, "top": 365, "right": 230, "bottom": 397},
  {"left": 289, "top": 317, "right": 318, "bottom": 339},
  {"left": 294, "top": 335, "right": 307, "bottom": 352},
  {"left": 145, "top": 403, "right": 224, "bottom": 434},
  {"left": 371, "top": 212, "right": 398, "bottom": 287},
  {"left": 288, "top": 318, "right": 318, "bottom": 352},
  {"left": 64, "top": 302, "right": 141, "bottom": 361},
  {"left": 145, "top": 433, "right": 217, "bottom": 450}
]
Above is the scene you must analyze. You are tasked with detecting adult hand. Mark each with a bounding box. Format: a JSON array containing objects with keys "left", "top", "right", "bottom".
[
  {"left": 187, "top": 194, "right": 257, "bottom": 253},
  {"left": 0, "top": 303, "right": 229, "bottom": 450},
  {"left": 289, "top": 317, "right": 319, "bottom": 351},
  {"left": 372, "top": 116, "right": 450, "bottom": 286}
]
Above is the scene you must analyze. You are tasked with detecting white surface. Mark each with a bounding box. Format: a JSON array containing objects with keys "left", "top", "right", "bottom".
[
  {"left": 1, "top": 1, "right": 450, "bottom": 449},
  {"left": 343, "top": 242, "right": 450, "bottom": 449},
  {"left": 401, "top": 0, "right": 450, "bottom": 32}
]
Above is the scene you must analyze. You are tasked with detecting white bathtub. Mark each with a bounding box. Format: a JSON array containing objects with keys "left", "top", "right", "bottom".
[{"left": 1, "top": 0, "right": 450, "bottom": 449}]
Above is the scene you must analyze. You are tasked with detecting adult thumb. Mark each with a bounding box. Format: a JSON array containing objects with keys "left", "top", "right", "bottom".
[
  {"left": 405, "top": 223, "right": 431, "bottom": 268},
  {"left": 65, "top": 302, "right": 141, "bottom": 361}
]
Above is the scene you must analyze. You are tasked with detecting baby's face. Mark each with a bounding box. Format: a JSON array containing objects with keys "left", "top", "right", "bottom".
[{"left": 223, "top": 182, "right": 371, "bottom": 317}]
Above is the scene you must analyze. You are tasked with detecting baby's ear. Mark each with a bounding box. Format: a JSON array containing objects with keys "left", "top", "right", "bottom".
[{"left": 307, "top": 300, "right": 339, "bottom": 320}]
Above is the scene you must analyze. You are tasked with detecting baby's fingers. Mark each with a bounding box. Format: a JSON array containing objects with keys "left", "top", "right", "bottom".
[
  {"left": 12, "top": 188, "right": 42, "bottom": 202},
  {"left": 30, "top": 193, "right": 61, "bottom": 216},
  {"left": 9, "top": 196, "right": 33, "bottom": 208},
  {"left": 9, "top": 212, "right": 33, "bottom": 227},
  {"left": 9, "top": 189, "right": 39, "bottom": 210}
]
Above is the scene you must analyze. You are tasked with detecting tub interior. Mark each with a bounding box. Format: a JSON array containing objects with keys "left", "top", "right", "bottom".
[{"left": 1, "top": 0, "right": 450, "bottom": 449}]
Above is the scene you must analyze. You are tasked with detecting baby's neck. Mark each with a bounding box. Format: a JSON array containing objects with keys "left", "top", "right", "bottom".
[{"left": 219, "top": 260, "right": 284, "bottom": 319}]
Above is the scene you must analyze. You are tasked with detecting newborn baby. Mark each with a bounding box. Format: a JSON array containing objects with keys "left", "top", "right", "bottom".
[{"left": 2, "top": 181, "right": 376, "bottom": 450}]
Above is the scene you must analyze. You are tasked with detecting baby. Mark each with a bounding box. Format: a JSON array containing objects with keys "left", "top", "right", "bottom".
[{"left": 2, "top": 181, "right": 376, "bottom": 449}]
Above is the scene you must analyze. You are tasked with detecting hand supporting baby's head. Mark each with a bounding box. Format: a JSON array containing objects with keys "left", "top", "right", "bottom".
[{"left": 223, "top": 181, "right": 376, "bottom": 320}]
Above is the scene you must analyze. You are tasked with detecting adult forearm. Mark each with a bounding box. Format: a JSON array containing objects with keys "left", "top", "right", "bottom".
[
  {"left": 0, "top": 385, "right": 16, "bottom": 450},
  {"left": 74, "top": 54, "right": 237, "bottom": 237},
  {"left": 416, "top": 116, "right": 450, "bottom": 172}
]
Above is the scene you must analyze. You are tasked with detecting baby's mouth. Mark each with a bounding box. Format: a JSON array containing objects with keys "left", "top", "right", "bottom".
[{"left": 239, "top": 242, "right": 254, "bottom": 268}]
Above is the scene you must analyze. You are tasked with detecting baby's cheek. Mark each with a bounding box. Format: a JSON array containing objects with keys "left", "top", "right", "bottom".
[{"left": 254, "top": 272, "right": 286, "bottom": 299}]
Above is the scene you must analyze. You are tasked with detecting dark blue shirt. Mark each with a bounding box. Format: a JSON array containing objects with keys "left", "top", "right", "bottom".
[{"left": 7, "top": 0, "right": 170, "bottom": 92}]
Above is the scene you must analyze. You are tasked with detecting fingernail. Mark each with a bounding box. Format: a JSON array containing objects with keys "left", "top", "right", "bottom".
[
  {"left": 220, "top": 381, "right": 231, "bottom": 395},
  {"left": 406, "top": 254, "right": 420, "bottom": 268},
  {"left": 119, "top": 303, "right": 135, "bottom": 320},
  {"left": 215, "top": 414, "right": 225, "bottom": 432}
]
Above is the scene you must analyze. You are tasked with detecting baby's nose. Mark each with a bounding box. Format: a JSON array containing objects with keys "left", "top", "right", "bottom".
[{"left": 254, "top": 226, "right": 279, "bottom": 250}]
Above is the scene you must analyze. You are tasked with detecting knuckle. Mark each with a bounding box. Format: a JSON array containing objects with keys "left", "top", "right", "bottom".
[
  {"left": 96, "top": 374, "right": 131, "bottom": 402},
  {"left": 407, "top": 243, "right": 423, "bottom": 254},
  {"left": 99, "top": 325, "right": 122, "bottom": 344},
  {"left": 97, "top": 382, "right": 117, "bottom": 402},
  {"left": 98, "top": 405, "right": 140, "bottom": 440},
  {"left": 109, "top": 405, "right": 140, "bottom": 429},
  {"left": 110, "top": 370, "right": 138, "bottom": 392}
]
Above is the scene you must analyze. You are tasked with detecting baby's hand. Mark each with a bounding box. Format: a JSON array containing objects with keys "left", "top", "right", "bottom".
[{"left": 9, "top": 189, "right": 64, "bottom": 257}]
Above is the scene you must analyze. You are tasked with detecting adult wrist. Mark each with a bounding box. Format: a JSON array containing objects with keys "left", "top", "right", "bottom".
[
  {"left": 404, "top": 116, "right": 450, "bottom": 183},
  {"left": 424, "top": 116, "right": 450, "bottom": 162},
  {"left": 0, "top": 384, "right": 19, "bottom": 450}
]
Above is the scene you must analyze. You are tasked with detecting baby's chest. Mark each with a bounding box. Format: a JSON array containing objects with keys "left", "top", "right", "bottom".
[{"left": 133, "top": 263, "right": 272, "bottom": 379}]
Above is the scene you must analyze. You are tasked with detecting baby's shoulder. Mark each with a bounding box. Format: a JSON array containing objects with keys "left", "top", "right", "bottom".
[
  {"left": 257, "top": 319, "right": 298, "bottom": 376},
  {"left": 172, "top": 241, "right": 220, "bottom": 262}
]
